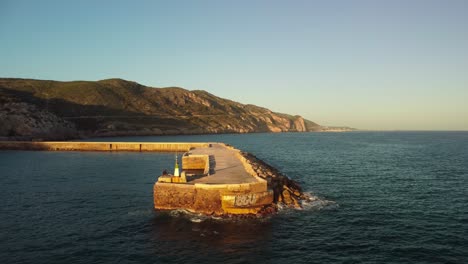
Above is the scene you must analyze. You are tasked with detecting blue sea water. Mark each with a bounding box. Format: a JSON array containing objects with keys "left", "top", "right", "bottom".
[{"left": 0, "top": 132, "right": 467, "bottom": 263}]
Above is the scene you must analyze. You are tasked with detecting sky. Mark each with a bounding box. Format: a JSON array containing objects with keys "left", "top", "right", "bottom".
[{"left": 1, "top": 0, "right": 468, "bottom": 130}]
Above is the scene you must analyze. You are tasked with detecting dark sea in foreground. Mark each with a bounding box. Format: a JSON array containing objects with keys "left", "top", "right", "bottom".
[{"left": 1, "top": 132, "right": 467, "bottom": 264}]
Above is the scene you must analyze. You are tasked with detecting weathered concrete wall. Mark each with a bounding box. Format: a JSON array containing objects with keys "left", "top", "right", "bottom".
[
  {"left": 182, "top": 155, "right": 209, "bottom": 170},
  {"left": 0, "top": 141, "right": 209, "bottom": 152},
  {"left": 153, "top": 180, "right": 273, "bottom": 215},
  {"left": 153, "top": 183, "right": 223, "bottom": 215},
  {"left": 153, "top": 183, "right": 196, "bottom": 210},
  {"left": 236, "top": 152, "right": 265, "bottom": 182},
  {"left": 223, "top": 143, "right": 267, "bottom": 182},
  {"left": 221, "top": 190, "right": 273, "bottom": 214}
]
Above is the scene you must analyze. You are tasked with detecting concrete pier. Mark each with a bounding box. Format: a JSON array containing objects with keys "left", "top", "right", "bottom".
[
  {"left": 0, "top": 141, "right": 274, "bottom": 215},
  {"left": 154, "top": 143, "right": 273, "bottom": 215}
]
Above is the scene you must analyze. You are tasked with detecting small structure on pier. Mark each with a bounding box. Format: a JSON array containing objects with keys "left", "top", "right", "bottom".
[{"left": 174, "top": 155, "right": 180, "bottom": 176}]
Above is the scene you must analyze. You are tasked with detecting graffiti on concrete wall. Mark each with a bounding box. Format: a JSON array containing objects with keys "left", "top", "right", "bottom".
[{"left": 234, "top": 193, "right": 257, "bottom": 207}]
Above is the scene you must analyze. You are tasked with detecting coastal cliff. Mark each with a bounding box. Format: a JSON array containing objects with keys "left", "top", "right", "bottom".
[
  {"left": 0, "top": 79, "right": 321, "bottom": 139},
  {"left": 0, "top": 78, "right": 352, "bottom": 140}
]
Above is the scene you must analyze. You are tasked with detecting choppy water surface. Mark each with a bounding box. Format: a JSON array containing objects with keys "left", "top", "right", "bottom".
[{"left": 1, "top": 132, "right": 467, "bottom": 263}]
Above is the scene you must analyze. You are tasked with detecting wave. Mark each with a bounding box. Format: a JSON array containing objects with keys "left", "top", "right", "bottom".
[
  {"left": 300, "top": 192, "right": 338, "bottom": 211},
  {"left": 168, "top": 209, "right": 214, "bottom": 223}
]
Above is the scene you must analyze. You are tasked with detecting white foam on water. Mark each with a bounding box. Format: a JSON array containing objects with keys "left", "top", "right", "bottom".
[
  {"left": 275, "top": 192, "right": 338, "bottom": 215},
  {"left": 165, "top": 209, "right": 270, "bottom": 223},
  {"left": 167, "top": 209, "right": 213, "bottom": 222},
  {"left": 190, "top": 218, "right": 203, "bottom": 223},
  {"left": 163, "top": 192, "right": 337, "bottom": 220},
  {"left": 300, "top": 192, "right": 338, "bottom": 211}
]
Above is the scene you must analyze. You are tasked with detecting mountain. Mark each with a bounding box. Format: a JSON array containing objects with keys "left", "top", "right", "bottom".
[{"left": 0, "top": 78, "right": 331, "bottom": 140}]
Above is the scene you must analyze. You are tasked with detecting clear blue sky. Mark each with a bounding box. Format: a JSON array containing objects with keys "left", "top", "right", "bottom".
[{"left": 1, "top": 0, "right": 467, "bottom": 130}]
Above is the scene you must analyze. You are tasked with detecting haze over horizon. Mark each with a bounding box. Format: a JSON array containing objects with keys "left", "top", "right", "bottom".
[{"left": 1, "top": 0, "right": 467, "bottom": 131}]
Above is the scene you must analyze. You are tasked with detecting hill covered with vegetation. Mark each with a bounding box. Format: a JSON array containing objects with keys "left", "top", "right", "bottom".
[{"left": 0, "top": 78, "right": 327, "bottom": 140}]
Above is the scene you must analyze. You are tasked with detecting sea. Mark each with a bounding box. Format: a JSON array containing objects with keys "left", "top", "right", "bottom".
[{"left": 1, "top": 132, "right": 467, "bottom": 264}]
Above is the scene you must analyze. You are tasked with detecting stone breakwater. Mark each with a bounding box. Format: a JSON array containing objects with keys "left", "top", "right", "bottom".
[{"left": 239, "top": 151, "right": 310, "bottom": 212}]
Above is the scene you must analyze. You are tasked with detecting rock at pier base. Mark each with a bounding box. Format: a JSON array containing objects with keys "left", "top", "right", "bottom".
[{"left": 239, "top": 152, "right": 309, "bottom": 209}]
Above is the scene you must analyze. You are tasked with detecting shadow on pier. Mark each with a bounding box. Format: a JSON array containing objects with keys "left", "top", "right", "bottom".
[{"left": 209, "top": 155, "right": 216, "bottom": 175}]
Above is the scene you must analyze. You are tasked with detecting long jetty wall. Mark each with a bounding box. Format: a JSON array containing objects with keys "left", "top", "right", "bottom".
[{"left": 0, "top": 141, "right": 209, "bottom": 152}]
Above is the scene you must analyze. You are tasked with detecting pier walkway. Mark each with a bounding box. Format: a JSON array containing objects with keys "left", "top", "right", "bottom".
[
  {"left": 188, "top": 143, "right": 257, "bottom": 184},
  {"left": 0, "top": 141, "right": 259, "bottom": 184}
]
